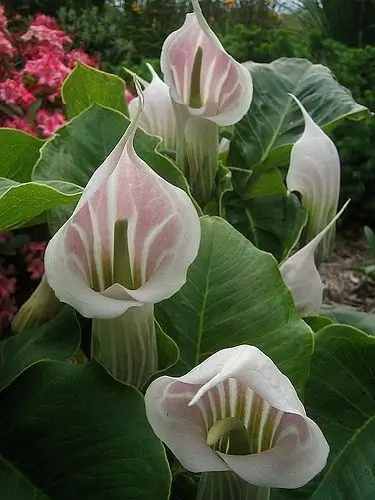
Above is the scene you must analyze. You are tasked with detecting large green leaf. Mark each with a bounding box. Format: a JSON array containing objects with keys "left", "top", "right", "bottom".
[
  {"left": 230, "top": 58, "right": 369, "bottom": 173},
  {"left": 0, "top": 129, "right": 43, "bottom": 182},
  {"left": 273, "top": 324, "right": 375, "bottom": 499},
  {"left": 246, "top": 168, "right": 286, "bottom": 199},
  {"left": 33, "top": 105, "right": 126, "bottom": 188},
  {"left": 0, "top": 360, "right": 171, "bottom": 500},
  {"left": 324, "top": 307, "right": 375, "bottom": 336},
  {"left": 156, "top": 216, "right": 313, "bottom": 390},
  {"left": 227, "top": 192, "right": 307, "bottom": 262},
  {"left": 33, "top": 105, "right": 194, "bottom": 231},
  {"left": 0, "top": 178, "right": 82, "bottom": 231},
  {"left": 62, "top": 62, "right": 128, "bottom": 119},
  {"left": 0, "top": 307, "right": 80, "bottom": 392}
]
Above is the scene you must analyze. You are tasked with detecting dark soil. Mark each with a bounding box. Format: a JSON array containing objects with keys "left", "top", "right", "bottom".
[{"left": 321, "top": 232, "right": 375, "bottom": 313}]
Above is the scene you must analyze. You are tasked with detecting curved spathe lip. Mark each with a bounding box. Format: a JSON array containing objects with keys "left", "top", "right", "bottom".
[{"left": 145, "top": 345, "right": 330, "bottom": 489}]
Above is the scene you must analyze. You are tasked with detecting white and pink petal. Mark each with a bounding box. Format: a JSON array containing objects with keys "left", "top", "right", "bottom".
[
  {"left": 161, "top": 0, "right": 252, "bottom": 125},
  {"left": 145, "top": 345, "right": 329, "bottom": 489},
  {"left": 45, "top": 87, "right": 201, "bottom": 319}
]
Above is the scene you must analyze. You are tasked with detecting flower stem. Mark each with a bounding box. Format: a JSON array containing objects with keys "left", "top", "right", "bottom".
[
  {"left": 92, "top": 304, "right": 158, "bottom": 389},
  {"left": 197, "top": 471, "right": 270, "bottom": 500}
]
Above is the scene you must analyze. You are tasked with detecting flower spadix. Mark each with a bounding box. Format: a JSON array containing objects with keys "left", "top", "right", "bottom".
[
  {"left": 128, "top": 64, "right": 176, "bottom": 151},
  {"left": 280, "top": 200, "right": 349, "bottom": 317},
  {"left": 44, "top": 83, "right": 200, "bottom": 320},
  {"left": 160, "top": 0, "right": 252, "bottom": 205},
  {"left": 145, "top": 345, "right": 329, "bottom": 489},
  {"left": 286, "top": 95, "right": 340, "bottom": 263}
]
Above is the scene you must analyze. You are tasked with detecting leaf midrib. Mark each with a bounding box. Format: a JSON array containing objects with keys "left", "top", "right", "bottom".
[
  {"left": 0, "top": 453, "right": 50, "bottom": 499},
  {"left": 195, "top": 226, "right": 215, "bottom": 365}
]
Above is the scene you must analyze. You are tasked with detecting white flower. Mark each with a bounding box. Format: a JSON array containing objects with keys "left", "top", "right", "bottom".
[
  {"left": 160, "top": 0, "right": 253, "bottom": 205},
  {"left": 286, "top": 94, "right": 341, "bottom": 262},
  {"left": 145, "top": 345, "right": 329, "bottom": 489},
  {"left": 44, "top": 84, "right": 201, "bottom": 319},
  {"left": 280, "top": 201, "right": 349, "bottom": 317},
  {"left": 128, "top": 63, "right": 176, "bottom": 151}
]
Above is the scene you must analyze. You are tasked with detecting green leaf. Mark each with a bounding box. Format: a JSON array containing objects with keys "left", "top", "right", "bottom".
[
  {"left": 154, "top": 320, "right": 180, "bottom": 379},
  {"left": 204, "top": 163, "right": 233, "bottom": 217},
  {"left": 227, "top": 193, "right": 307, "bottom": 262},
  {"left": 217, "top": 163, "right": 233, "bottom": 217},
  {"left": 303, "top": 315, "right": 333, "bottom": 333},
  {"left": 273, "top": 325, "right": 375, "bottom": 499},
  {"left": 156, "top": 216, "right": 313, "bottom": 391},
  {"left": 62, "top": 62, "right": 128, "bottom": 119},
  {"left": 0, "top": 307, "right": 80, "bottom": 392},
  {"left": 0, "top": 360, "right": 171, "bottom": 500},
  {"left": 231, "top": 58, "right": 370, "bottom": 173},
  {"left": 0, "top": 129, "right": 43, "bottom": 182},
  {"left": 324, "top": 308, "right": 375, "bottom": 336},
  {"left": 33, "top": 106, "right": 126, "bottom": 188},
  {"left": 245, "top": 168, "right": 286, "bottom": 199},
  {"left": 33, "top": 105, "right": 195, "bottom": 231},
  {"left": 0, "top": 178, "right": 82, "bottom": 231},
  {"left": 0, "top": 459, "right": 48, "bottom": 500}
]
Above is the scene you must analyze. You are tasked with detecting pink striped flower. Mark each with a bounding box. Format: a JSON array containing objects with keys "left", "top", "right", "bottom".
[
  {"left": 161, "top": 0, "right": 252, "bottom": 126},
  {"left": 44, "top": 86, "right": 201, "bottom": 387},
  {"left": 160, "top": 0, "right": 253, "bottom": 205},
  {"left": 44, "top": 89, "right": 200, "bottom": 319},
  {"left": 145, "top": 345, "right": 329, "bottom": 489}
]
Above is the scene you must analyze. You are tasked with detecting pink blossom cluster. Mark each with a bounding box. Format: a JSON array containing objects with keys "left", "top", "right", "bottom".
[
  {"left": 0, "top": 231, "right": 47, "bottom": 332},
  {"left": 0, "top": 232, "right": 17, "bottom": 331},
  {"left": 0, "top": 8, "right": 97, "bottom": 138},
  {"left": 22, "top": 241, "right": 46, "bottom": 281}
]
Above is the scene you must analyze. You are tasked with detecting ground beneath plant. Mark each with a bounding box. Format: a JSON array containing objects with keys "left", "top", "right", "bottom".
[{"left": 321, "top": 231, "right": 375, "bottom": 313}]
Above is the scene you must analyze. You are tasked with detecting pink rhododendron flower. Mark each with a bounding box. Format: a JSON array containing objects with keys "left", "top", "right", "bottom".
[
  {"left": 66, "top": 49, "right": 97, "bottom": 69},
  {"left": 33, "top": 14, "right": 59, "bottom": 30},
  {"left": 3, "top": 116, "right": 37, "bottom": 135},
  {"left": 0, "top": 5, "right": 8, "bottom": 32},
  {"left": 0, "top": 77, "right": 36, "bottom": 107},
  {"left": 0, "top": 296, "right": 17, "bottom": 330},
  {"left": 0, "top": 32, "right": 16, "bottom": 59},
  {"left": 22, "top": 241, "right": 46, "bottom": 281},
  {"left": 23, "top": 53, "right": 70, "bottom": 94},
  {"left": 21, "top": 23, "right": 71, "bottom": 58},
  {"left": 0, "top": 262, "right": 17, "bottom": 330},
  {"left": 0, "top": 10, "right": 97, "bottom": 137},
  {"left": 0, "top": 231, "right": 11, "bottom": 245},
  {"left": 37, "top": 109, "right": 66, "bottom": 137},
  {"left": 0, "top": 270, "right": 16, "bottom": 300}
]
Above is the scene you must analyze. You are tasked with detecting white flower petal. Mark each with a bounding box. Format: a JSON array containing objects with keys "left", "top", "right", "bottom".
[
  {"left": 145, "top": 345, "right": 329, "bottom": 489},
  {"left": 45, "top": 84, "right": 201, "bottom": 319},
  {"left": 286, "top": 95, "right": 341, "bottom": 260},
  {"left": 160, "top": 0, "right": 252, "bottom": 126},
  {"left": 280, "top": 200, "right": 349, "bottom": 316},
  {"left": 145, "top": 375, "right": 229, "bottom": 472},
  {"left": 219, "top": 414, "right": 329, "bottom": 488},
  {"left": 128, "top": 64, "right": 176, "bottom": 150}
]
